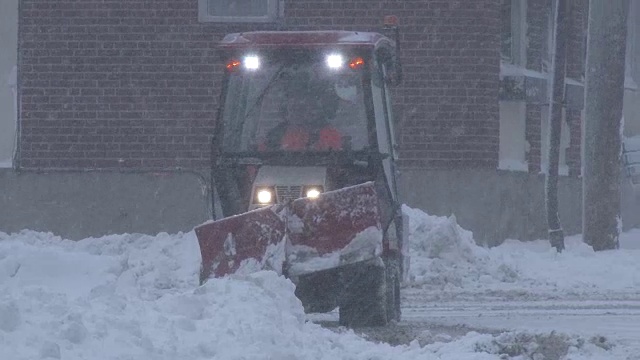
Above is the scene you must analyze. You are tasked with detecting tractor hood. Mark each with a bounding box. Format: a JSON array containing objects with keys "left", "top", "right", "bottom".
[{"left": 253, "top": 166, "right": 326, "bottom": 187}]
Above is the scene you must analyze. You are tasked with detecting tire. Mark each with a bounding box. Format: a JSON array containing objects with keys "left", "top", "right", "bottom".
[
  {"left": 338, "top": 263, "right": 388, "bottom": 327},
  {"left": 295, "top": 271, "right": 339, "bottom": 314}
]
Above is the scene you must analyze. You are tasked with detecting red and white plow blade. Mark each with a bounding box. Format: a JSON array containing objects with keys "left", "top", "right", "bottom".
[{"left": 195, "top": 182, "right": 384, "bottom": 281}]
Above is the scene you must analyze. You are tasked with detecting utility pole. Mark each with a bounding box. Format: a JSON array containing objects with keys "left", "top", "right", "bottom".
[
  {"left": 546, "top": 0, "right": 568, "bottom": 252},
  {"left": 583, "top": 0, "right": 630, "bottom": 251}
]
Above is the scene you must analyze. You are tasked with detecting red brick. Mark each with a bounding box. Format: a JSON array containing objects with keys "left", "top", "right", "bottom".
[{"left": 18, "top": 0, "right": 505, "bottom": 170}]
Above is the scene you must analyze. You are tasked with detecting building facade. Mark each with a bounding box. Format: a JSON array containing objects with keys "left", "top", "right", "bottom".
[
  {"left": 4, "top": 0, "right": 640, "bottom": 241},
  {"left": 16, "top": 0, "right": 503, "bottom": 170}
]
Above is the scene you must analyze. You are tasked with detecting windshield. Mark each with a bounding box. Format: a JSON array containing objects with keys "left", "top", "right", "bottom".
[{"left": 220, "top": 56, "right": 369, "bottom": 153}]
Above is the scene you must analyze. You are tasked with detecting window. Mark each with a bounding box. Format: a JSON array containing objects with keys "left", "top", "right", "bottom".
[
  {"left": 220, "top": 57, "right": 368, "bottom": 153},
  {"left": 499, "top": 0, "right": 528, "bottom": 172},
  {"left": 625, "top": 0, "right": 638, "bottom": 90},
  {"left": 501, "top": 0, "right": 527, "bottom": 65},
  {"left": 2, "top": 66, "right": 17, "bottom": 169},
  {"left": 498, "top": 102, "right": 528, "bottom": 171},
  {"left": 198, "top": 0, "right": 281, "bottom": 23}
]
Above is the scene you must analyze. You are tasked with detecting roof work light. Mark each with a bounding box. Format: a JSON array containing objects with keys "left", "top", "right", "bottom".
[{"left": 326, "top": 54, "right": 344, "bottom": 69}]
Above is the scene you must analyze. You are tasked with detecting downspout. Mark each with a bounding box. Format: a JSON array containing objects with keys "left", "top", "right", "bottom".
[
  {"left": 8, "top": 65, "right": 17, "bottom": 169},
  {"left": 13, "top": 0, "right": 20, "bottom": 170}
]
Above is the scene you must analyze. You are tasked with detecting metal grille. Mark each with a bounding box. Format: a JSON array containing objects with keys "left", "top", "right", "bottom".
[{"left": 275, "top": 186, "right": 302, "bottom": 203}]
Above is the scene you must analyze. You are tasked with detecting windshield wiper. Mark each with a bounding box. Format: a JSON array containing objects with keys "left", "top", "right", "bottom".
[
  {"left": 225, "top": 65, "right": 287, "bottom": 149},
  {"left": 244, "top": 64, "right": 286, "bottom": 120}
]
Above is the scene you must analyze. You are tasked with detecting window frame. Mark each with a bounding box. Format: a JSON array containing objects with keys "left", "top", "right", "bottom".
[
  {"left": 625, "top": 0, "right": 638, "bottom": 90},
  {"left": 198, "top": 0, "right": 282, "bottom": 23}
]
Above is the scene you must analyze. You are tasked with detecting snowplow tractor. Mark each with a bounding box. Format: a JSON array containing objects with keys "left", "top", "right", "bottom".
[{"left": 195, "top": 27, "right": 407, "bottom": 327}]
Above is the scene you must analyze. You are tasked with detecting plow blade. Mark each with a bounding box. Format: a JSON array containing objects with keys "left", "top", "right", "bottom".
[
  {"left": 285, "top": 182, "right": 384, "bottom": 277},
  {"left": 195, "top": 182, "right": 384, "bottom": 281},
  {"left": 195, "top": 206, "right": 286, "bottom": 282}
]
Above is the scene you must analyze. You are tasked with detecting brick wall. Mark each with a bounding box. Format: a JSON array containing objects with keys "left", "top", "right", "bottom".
[
  {"left": 17, "top": 0, "right": 501, "bottom": 171},
  {"left": 390, "top": 1, "right": 501, "bottom": 169},
  {"left": 20, "top": 1, "right": 235, "bottom": 169},
  {"left": 525, "top": 104, "right": 542, "bottom": 173},
  {"left": 565, "top": 0, "right": 589, "bottom": 177},
  {"left": 525, "top": 0, "right": 546, "bottom": 173}
]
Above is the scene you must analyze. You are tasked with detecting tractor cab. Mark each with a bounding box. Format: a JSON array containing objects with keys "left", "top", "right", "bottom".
[
  {"left": 213, "top": 30, "right": 402, "bottom": 216},
  {"left": 197, "top": 26, "right": 408, "bottom": 328}
]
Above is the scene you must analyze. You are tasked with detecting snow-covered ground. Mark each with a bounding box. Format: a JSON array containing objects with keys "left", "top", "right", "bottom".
[
  {"left": 1, "top": 207, "right": 640, "bottom": 359},
  {"left": 398, "top": 206, "right": 640, "bottom": 359},
  {"left": 403, "top": 205, "right": 640, "bottom": 300}
]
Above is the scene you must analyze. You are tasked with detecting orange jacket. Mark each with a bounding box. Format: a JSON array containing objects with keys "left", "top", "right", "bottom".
[{"left": 273, "top": 125, "right": 342, "bottom": 151}]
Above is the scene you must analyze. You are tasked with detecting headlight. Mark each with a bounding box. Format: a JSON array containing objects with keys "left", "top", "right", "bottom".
[
  {"left": 304, "top": 186, "right": 323, "bottom": 199},
  {"left": 254, "top": 187, "right": 274, "bottom": 204}
]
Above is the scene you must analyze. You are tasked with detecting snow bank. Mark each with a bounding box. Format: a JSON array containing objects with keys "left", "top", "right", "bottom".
[
  {"left": 2, "top": 205, "right": 638, "bottom": 359},
  {"left": 404, "top": 205, "right": 640, "bottom": 298},
  {"left": 404, "top": 205, "right": 520, "bottom": 291},
  {"left": 0, "top": 229, "right": 529, "bottom": 360}
]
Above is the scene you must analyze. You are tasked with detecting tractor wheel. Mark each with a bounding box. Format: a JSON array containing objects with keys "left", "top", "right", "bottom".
[
  {"left": 338, "top": 263, "right": 387, "bottom": 327},
  {"left": 385, "top": 259, "right": 401, "bottom": 322}
]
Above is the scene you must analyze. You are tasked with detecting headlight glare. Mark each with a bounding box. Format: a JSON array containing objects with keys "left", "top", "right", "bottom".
[
  {"left": 256, "top": 189, "right": 273, "bottom": 204},
  {"left": 326, "top": 54, "right": 344, "bottom": 69},
  {"left": 304, "top": 186, "right": 323, "bottom": 199},
  {"left": 244, "top": 55, "right": 260, "bottom": 70}
]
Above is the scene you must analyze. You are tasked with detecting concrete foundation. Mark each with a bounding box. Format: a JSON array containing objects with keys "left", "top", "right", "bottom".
[
  {"left": 1, "top": 169, "right": 638, "bottom": 244},
  {"left": 399, "top": 169, "right": 640, "bottom": 246},
  {"left": 0, "top": 170, "right": 210, "bottom": 240}
]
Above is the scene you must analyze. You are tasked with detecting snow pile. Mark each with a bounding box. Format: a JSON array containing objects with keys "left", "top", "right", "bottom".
[
  {"left": 0, "top": 229, "right": 547, "bottom": 360},
  {"left": 404, "top": 205, "right": 640, "bottom": 298},
  {"left": 487, "top": 233, "right": 640, "bottom": 297},
  {"left": 404, "top": 205, "right": 520, "bottom": 291},
  {"left": 1, "top": 209, "right": 638, "bottom": 359},
  {"left": 235, "top": 238, "right": 287, "bottom": 275}
]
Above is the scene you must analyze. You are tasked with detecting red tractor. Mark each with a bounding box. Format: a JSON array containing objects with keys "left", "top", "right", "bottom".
[{"left": 195, "top": 19, "right": 408, "bottom": 327}]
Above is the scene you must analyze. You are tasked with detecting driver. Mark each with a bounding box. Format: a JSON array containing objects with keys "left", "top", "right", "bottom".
[{"left": 263, "top": 76, "right": 343, "bottom": 151}]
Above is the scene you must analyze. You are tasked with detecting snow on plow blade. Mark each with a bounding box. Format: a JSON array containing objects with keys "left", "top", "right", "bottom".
[
  {"left": 285, "top": 182, "right": 383, "bottom": 276},
  {"left": 195, "top": 182, "right": 383, "bottom": 282},
  {"left": 195, "top": 206, "right": 286, "bottom": 282}
]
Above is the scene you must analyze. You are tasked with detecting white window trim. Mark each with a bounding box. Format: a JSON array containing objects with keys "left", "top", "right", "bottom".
[
  {"left": 2, "top": 65, "right": 17, "bottom": 169},
  {"left": 198, "top": 0, "right": 282, "bottom": 23}
]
